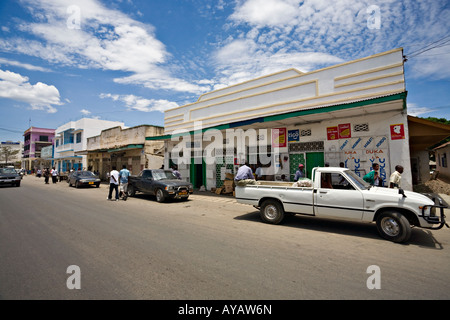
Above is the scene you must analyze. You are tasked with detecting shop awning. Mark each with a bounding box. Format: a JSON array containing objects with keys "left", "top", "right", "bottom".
[
  {"left": 408, "top": 116, "right": 450, "bottom": 152},
  {"left": 108, "top": 144, "right": 144, "bottom": 153}
]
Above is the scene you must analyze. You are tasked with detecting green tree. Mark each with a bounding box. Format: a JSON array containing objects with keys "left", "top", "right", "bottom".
[{"left": 0, "top": 146, "right": 20, "bottom": 165}]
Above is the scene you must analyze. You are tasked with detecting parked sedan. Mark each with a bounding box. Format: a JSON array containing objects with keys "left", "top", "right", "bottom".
[
  {"left": 68, "top": 171, "right": 101, "bottom": 188},
  {"left": 0, "top": 167, "right": 22, "bottom": 187}
]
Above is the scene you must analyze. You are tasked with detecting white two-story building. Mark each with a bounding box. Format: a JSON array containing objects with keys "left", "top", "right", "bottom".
[
  {"left": 53, "top": 118, "right": 124, "bottom": 172},
  {"left": 154, "top": 48, "right": 420, "bottom": 191}
]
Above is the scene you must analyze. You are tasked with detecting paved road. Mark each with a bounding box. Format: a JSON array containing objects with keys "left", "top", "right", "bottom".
[{"left": 1, "top": 175, "right": 450, "bottom": 300}]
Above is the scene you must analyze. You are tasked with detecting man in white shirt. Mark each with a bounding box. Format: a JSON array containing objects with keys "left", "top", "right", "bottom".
[
  {"left": 108, "top": 166, "right": 120, "bottom": 201},
  {"left": 389, "top": 165, "right": 403, "bottom": 188}
]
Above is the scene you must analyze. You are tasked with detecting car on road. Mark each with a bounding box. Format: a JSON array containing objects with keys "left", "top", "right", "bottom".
[
  {"left": 68, "top": 170, "right": 101, "bottom": 188},
  {"left": 0, "top": 167, "right": 22, "bottom": 187},
  {"left": 127, "top": 169, "right": 194, "bottom": 202}
]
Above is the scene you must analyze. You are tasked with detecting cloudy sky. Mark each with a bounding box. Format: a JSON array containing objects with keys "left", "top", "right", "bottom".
[{"left": 0, "top": 0, "right": 449, "bottom": 141}]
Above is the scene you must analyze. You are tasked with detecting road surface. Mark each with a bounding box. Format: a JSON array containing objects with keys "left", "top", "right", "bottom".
[{"left": 1, "top": 175, "right": 449, "bottom": 300}]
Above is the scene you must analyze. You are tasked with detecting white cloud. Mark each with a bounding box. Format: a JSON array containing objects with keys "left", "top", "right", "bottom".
[
  {"left": 406, "top": 103, "right": 435, "bottom": 117},
  {"left": 0, "top": 57, "right": 52, "bottom": 72},
  {"left": 226, "top": 0, "right": 450, "bottom": 81},
  {"left": 80, "top": 109, "right": 91, "bottom": 115},
  {"left": 230, "top": 0, "right": 300, "bottom": 28},
  {"left": 0, "top": 69, "right": 62, "bottom": 113},
  {"left": 0, "top": 0, "right": 207, "bottom": 94},
  {"left": 100, "top": 93, "right": 178, "bottom": 113}
]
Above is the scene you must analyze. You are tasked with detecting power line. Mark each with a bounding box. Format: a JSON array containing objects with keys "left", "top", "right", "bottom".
[{"left": 405, "top": 34, "right": 450, "bottom": 60}]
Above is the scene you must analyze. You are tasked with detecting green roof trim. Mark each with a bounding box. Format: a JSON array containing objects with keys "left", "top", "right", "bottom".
[{"left": 146, "top": 92, "right": 407, "bottom": 141}]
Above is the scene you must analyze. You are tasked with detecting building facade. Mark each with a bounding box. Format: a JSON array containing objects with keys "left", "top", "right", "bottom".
[
  {"left": 154, "top": 48, "right": 420, "bottom": 191},
  {"left": 434, "top": 142, "right": 450, "bottom": 181},
  {"left": 82, "top": 125, "right": 164, "bottom": 179},
  {"left": 53, "top": 118, "right": 124, "bottom": 173},
  {"left": 22, "top": 127, "right": 55, "bottom": 171}
]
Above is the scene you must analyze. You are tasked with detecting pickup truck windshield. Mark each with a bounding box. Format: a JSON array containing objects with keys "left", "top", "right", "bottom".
[
  {"left": 152, "top": 170, "right": 178, "bottom": 180},
  {"left": 345, "top": 170, "right": 370, "bottom": 190}
]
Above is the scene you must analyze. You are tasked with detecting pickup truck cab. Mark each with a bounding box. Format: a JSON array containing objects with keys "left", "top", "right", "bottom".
[
  {"left": 127, "top": 169, "right": 193, "bottom": 202},
  {"left": 235, "top": 167, "right": 448, "bottom": 243}
]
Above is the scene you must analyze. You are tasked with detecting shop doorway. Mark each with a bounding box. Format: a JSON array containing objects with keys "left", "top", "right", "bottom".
[
  {"left": 289, "top": 152, "right": 324, "bottom": 180},
  {"left": 190, "top": 158, "right": 205, "bottom": 189},
  {"left": 306, "top": 152, "right": 324, "bottom": 178}
]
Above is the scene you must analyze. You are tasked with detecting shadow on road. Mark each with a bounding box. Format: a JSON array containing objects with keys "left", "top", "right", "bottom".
[{"left": 234, "top": 211, "right": 445, "bottom": 249}]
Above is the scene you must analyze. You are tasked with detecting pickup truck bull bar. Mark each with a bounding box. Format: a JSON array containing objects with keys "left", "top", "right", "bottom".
[{"left": 420, "top": 204, "right": 449, "bottom": 230}]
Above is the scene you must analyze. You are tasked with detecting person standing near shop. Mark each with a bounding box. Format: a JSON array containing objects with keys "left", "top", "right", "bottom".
[
  {"left": 119, "top": 165, "right": 130, "bottom": 200},
  {"left": 107, "top": 166, "right": 120, "bottom": 201},
  {"left": 294, "top": 164, "right": 305, "bottom": 181},
  {"left": 389, "top": 165, "right": 404, "bottom": 188},
  {"left": 363, "top": 163, "right": 383, "bottom": 187}
]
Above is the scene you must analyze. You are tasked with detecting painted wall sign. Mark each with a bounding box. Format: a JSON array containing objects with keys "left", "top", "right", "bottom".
[
  {"left": 288, "top": 129, "right": 299, "bottom": 142},
  {"left": 327, "top": 126, "right": 339, "bottom": 140},
  {"left": 338, "top": 123, "right": 352, "bottom": 139},
  {"left": 390, "top": 124, "right": 405, "bottom": 140}
]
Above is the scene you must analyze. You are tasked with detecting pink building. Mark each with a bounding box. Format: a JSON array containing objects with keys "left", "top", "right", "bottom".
[{"left": 23, "top": 127, "right": 55, "bottom": 171}]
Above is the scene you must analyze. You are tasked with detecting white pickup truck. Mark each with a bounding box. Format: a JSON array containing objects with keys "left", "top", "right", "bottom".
[{"left": 235, "top": 167, "right": 448, "bottom": 243}]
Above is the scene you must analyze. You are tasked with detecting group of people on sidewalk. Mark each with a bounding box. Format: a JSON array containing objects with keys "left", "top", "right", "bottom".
[
  {"left": 36, "top": 167, "right": 59, "bottom": 184},
  {"left": 362, "top": 163, "right": 404, "bottom": 189},
  {"left": 107, "top": 165, "right": 130, "bottom": 201}
]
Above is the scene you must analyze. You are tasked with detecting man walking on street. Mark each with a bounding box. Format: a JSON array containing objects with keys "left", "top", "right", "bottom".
[{"left": 108, "top": 166, "right": 120, "bottom": 201}]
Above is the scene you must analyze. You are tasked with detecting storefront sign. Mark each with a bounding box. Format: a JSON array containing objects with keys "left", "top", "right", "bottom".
[
  {"left": 327, "top": 126, "right": 339, "bottom": 140},
  {"left": 390, "top": 124, "right": 405, "bottom": 140},
  {"left": 338, "top": 123, "right": 351, "bottom": 139},
  {"left": 288, "top": 129, "right": 299, "bottom": 142},
  {"left": 272, "top": 128, "right": 287, "bottom": 148}
]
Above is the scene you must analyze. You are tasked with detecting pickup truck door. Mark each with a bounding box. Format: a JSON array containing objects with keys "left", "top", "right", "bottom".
[
  {"left": 140, "top": 170, "right": 154, "bottom": 193},
  {"left": 314, "top": 172, "right": 364, "bottom": 221}
]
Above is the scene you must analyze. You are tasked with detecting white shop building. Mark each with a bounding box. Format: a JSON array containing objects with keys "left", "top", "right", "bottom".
[
  {"left": 53, "top": 118, "right": 124, "bottom": 173},
  {"left": 152, "top": 48, "right": 417, "bottom": 190}
]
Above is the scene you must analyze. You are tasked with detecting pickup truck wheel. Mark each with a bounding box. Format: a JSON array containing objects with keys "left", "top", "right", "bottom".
[
  {"left": 260, "top": 200, "right": 284, "bottom": 224},
  {"left": 127, "top": 185, "right": 136, "bottom": 197},
  {"left": 376, "top": 211, "right": 411, "bottom": 243},
  {"left": 156, "top": 189, "right": 166, "bottom": 203}
]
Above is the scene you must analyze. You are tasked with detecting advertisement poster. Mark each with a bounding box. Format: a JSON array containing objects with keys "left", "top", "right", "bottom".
[
  {"left": 390, "top": 124, "right": 405, "bottom": 140},
  {"left": 272, "top": 128, "right": 287, "bottom": 147},
  {"left": 338, "top": 123, "right": 352, "bottom": 139},
  {"left": 327, "top": 126, "right": 339, "bottom": 140},
  {"left": 288, "top": 129, "right": 299, "bottom": 142}
]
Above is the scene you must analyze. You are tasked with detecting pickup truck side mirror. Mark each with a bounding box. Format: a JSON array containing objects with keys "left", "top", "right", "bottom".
[{"left": 399, "top": 188, "right": 407, "bottom": 198}]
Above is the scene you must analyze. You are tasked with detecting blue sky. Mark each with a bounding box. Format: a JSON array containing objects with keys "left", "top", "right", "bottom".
[{"left": 1, "top": 0, "right": 449, "bottom": 142}]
